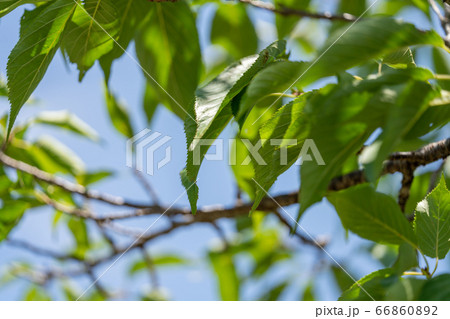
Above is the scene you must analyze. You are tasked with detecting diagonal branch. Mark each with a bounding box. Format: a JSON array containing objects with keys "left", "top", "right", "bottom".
[{"left": 239, "top": 0, "right": 357, "bottom": 22}]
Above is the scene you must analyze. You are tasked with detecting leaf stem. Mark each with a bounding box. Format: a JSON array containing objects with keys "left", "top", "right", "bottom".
[
  {"left": 403, "top": 271, "right": 424, "bottom": 276},
  {"left": 434, "top": 74, "right": 450, "bottom": 80}
]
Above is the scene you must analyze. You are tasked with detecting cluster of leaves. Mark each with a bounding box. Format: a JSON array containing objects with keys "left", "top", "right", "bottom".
[{"left": 1, "top": 0, "right": 450, "bottom": 300}]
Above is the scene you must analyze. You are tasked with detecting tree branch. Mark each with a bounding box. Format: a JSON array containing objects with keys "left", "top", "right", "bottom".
[
  {"left": 428, "top": 0, "right": 450, "bottom": 47},
  {"left": 0, "top": 151, "right": 154, "bottom": 209},
  {"left": 239, "top": 0, "right": 357, "bottom": 22}
]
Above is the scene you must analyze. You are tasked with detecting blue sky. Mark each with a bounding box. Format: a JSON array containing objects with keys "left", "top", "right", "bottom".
[{"left": 0, "top": 2, "right": 449, "bottom": 301}]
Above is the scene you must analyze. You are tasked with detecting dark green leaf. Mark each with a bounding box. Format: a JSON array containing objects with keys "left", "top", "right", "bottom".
[{"left": 419, "top": 274, "right": 450, "bottom": 301}]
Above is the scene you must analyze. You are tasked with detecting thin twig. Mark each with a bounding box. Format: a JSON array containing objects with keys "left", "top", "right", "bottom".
[
  {"left": 133, "top": 169, "right": 160, "bottom": 205},
  {"left": 140, "top": 246, "right": 160, "bottom": 290}
]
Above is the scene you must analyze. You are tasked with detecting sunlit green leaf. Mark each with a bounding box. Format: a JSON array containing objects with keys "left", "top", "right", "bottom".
[
  {"left": 211, "top": 3, "right": 257, "bottom": 59},
  {"left": 62, "top": 0, "right": 119, "bottom": 80},
  {"left": 135, "top": 1, "right": 201, "bottom": 119},
  {"left": 181, "top": 41, "right": 286, "bottom": 213},
  {"left": 328, "top": 185, "right": 417, "bottom": 247},
  {"left": 6, "top": 0, "right": 77, "bottom": 134},
  {"left": 414, "top": 175, "right": 450, "bottom": 259}
]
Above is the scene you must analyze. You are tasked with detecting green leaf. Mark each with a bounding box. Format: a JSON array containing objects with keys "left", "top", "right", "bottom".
[
  {"left": 385, "top": 277, "right": 425, "bottom": 301},
  {"left": 414, "top": 175, "right": 450, "bottom": 259},
  {"left": 259, "top": 281, "right": 289, "bottom": 301},
  {"left": 68, "top": 217, "right": 90, "bottom": 258},
  {"left": 382, "top": 48, "right": 415, "bottom": 68},
  {"left": 129, "top": 255, "right": 188, "bottom": 275},
  {"left": 337, "top": 0, "right": 366, "bottom": 15},
  {"left": 61, "top": 0, "right": 119, "bottom": 80},
  {"left": 432, "top": 48, "right": 450, "bottom": 91},
  {"left": 237, "top": 61, "right": 303, "bottom": 123},
  {"left": 301, "top": 283, "right": 315, "bottom": 301},
  {"left": 104, "top": 87, "right": 134, "bottom": 138},
  {"left": 251, "top": 95, "right": 312, "bottom": 212},
  {"left": 339, "top": 268, "right": 397, "bottom": 301},
  {"left": 0, "top": 79, "right": 7, "bottom": 97},
  {"left": 0, "top": 200, "right": 29, "bottom": 242},
  {"left": 181, "top": 41, "right": 286, "bottom": 213},
  {"left": 332, "top": 265, "right": 357, "bottom": 292},
  {"left": 275, "top": 0, "right": 310, "bottom": 39},
  {"left": 300, "top": 18, "right": 444, "bottom": 87},
  {"left": 209, "top": 250, "right": 240, "bottom": 301},
  {"left": 362, "top": 80, "right": 436, "bottom": 181},
  {"left": 6, "top": 0, "right": 77, "bottom": 134},
  {"left": 76, "top": 170, "right": 113, "bottom": 186},
  {"left": 99, "top": 0, "right": 149, "bottom": 80},
  {"left": 268, "top": 18, "right": 444, "bottom": 94},
  {"left": 392, "top": 243, "right": 418, "bottom": 275},
  {"left": 135, "top": 1, "right": 201, "bottom": 119},
  {"left": 419, "top": 274, "right": 450, "bottom": 301},
  {"left": 142, "top": 81, "right": 159, "bottom": 124},
  {"left": 328, "top": 185, "right": 417, "bottom": 247},
  {"left": 31, "top": 110, "right": 99, "bottom": 141},
  {"left": 298, "top": 87, "right": 373, "bottom": 219},
  {"left": 404, "top": 172, "right": 432, "bottom": 215},
  {"left": 211, "top": 3, "right": 257, "bottom": 59},
  {"left": 34, "top": 135, "right": 85, "bottom": 176},
  {"left": 299, "top": 69, "right": 434, "bottom": 218},
  {"left": 24, "top": 286, "right": 51, "bottom": 301},
  {"left": 0, "top": 0, "right": 43, "bottom": 18}
]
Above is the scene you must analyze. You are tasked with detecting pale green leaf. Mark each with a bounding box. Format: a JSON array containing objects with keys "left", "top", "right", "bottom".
[
  {"left": 414, "top": 176, "right": 450, "bottom": 259},
  {"left": 31, "top": 110, "right": 99, "bottom": 141},
  {"left": 209, "top": 250, "right": 239, "bottom": 301}
]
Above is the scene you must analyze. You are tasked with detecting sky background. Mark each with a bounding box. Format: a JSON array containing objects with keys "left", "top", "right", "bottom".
[{"left": 0, "top": 1, "right": 449, "bottom": 300}]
